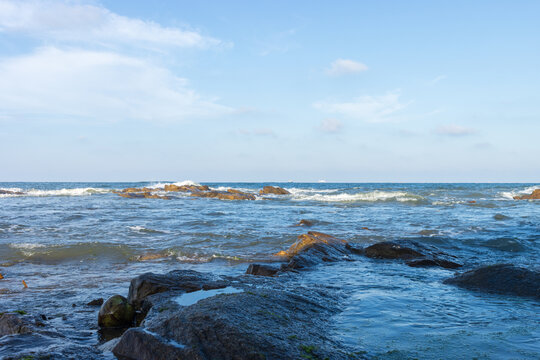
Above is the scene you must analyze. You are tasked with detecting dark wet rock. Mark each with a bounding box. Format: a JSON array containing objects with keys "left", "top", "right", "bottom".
[
  {"left": 245, "top": 263, "right": 280, "bottom": 277},
  {"left": 444, "top": 264, "right": 540, "bottom": 299},
  {"left": 98, "top": 295, "right": 135, "bottom": 328},
  {"left": 294, "top": 219, "right": 314, "bottom": 227},
  {"left": 0, "top": 313, "right": 33, "bottom": 336},
  {"left": 406, "top": 258, "right": 462, "bottom": 269},
  {"left": 87, "top": 298, "right": 104, "bottom": 306},
  {"left": 363, "top": 241, "right": 462, "bottom": 270},
  {"left": 112, "top": 328, "right": 187, "bottom": 360},
  {"left": 364, "top": 241, "right": 423, "bottom": 260},
  {"left": 513, "top": 189, "right": 540, "bottom": 200},
  {"left": 191, "top": 190, "right": 256, "bottom": 201},
  {"left": 493, "top": 213, "right": 511, "bottom": 221},
  {"left": 113, "top": 281, "right": 357, "bottom": 360},
  {"left": 0, "top": 189, "right": 24, "bottom": 195},
  {"left": 259, "top": 185, "right": 290, "bottom": 195},
  {"left": 128, "top": 270, "right": 229, "bottom": 309}
]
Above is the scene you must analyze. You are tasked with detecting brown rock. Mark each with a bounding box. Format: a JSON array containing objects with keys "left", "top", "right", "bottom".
[
  {"left": 259, "top": 186, "right": 290, "bottom": 195},
  {"left": 0, "top": 189, "right": 24, "bottom": 195},
  {"left": 514, "top": 189, "right": 540, "bottom": 200},
  {"left": 191, "top": 190, "right": 255, "bottom": 201},
  {"left": 294, "top": 219, "right": 314, "bottom": 227},
  {"left": 275, "top": 231, "right": 346, "bottom": 258},
  {"left": 164, "top": 184, "right": 210, "bottom": 192}
]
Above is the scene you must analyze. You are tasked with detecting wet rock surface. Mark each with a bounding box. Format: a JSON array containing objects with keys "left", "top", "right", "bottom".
[
  {"left": 112, "top": 273, "right": 358, "bottom": 360},
  {"left": 259, "top": 186, "right": 290, "bottom": 195},
  {"left": 98, "top": 295, "right": 135, "bottom": 328},
  {"left": 513, "top": 189, "right": 540, "bottom": 200},
  {"left": 364, "top": 241, "right": 462, "bottom": 269},
  {"left": 444, "top": 264, "right": 540, "bottom": 299}
]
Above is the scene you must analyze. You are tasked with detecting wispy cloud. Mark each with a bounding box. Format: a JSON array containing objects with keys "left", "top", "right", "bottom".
[
  {"left": 0, "top": 0, "right": 222, "bottom": 49},
  {"left": 428, "top": 74, "right": 447, "bottom": 86},
  {"left": 319, "top": 118, "right": 343, "bottom": 133},
  {"left": 238, "top": 128, "right": 277, "bottom": 137},
  {"left": 0, "top": 47, "right": 233, "bottom": 122},
  {"left": 327, "top": 59, "right": 368, "bottom": 76},
  {"left": 435, "top": 124, "right": 476, "bottom": 136},
  {"left": 313, "top": 91, "right": 409, "bottom": 122}
]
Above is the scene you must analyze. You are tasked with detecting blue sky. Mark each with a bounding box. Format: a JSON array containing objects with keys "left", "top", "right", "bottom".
[{"left": 0, "top": 0, "right": 538, "bottom": 182}]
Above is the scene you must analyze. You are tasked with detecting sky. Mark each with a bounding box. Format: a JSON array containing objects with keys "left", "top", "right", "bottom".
[{"left": 0, "top": 0, "right": 539, "bottom": 182}]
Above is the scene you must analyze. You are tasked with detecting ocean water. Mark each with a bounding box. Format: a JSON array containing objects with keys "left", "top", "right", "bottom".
[{"left": 0, "top": 182, "right": 538, "bottom": 359}]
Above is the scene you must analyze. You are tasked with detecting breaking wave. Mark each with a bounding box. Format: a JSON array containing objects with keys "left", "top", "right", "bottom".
[
  {"left": 288, "top": 188, "right": 425, "bottom": 203},
  {"left": 499, "top": 185, "right": 540, "bottom": 200},
  {"left": 0, "top": 187, "right": 111, "bottom": 197}
]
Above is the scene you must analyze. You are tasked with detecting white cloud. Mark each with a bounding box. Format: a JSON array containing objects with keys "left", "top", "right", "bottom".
[
  {"left": 238, "top": 128, "right": 276, "bottom": 137},
  {"left": 313, "top": 91, "right": 409, "bottom": 122},
  {"left": 0, "top": 47, "right": 233, "bottom": 121},
  {"left": 0, "top": 0, "right": 221, "bottom": 49},
  {"left": 327, "top": 59, "right": 368, "bottom": 76},
  {"left": 429, "top": 75, "right": 447, "bottom": 86},
  {"left": 435, "top": 124, "right": 476, "bottom": 136},
  {"left": 319, "top": 118, "right": 342, "bottom": 133}
]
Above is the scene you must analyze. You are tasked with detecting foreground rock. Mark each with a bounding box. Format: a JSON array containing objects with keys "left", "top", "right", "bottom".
[
  {"left": 364, "top": 241, "right": 462, "bottom": 269},
  {"left": 259, "top": 186, "right": 290, "bottom": 195},
  {"left": 513, "top": 189, "right": 540, "bottom": 200},
  {"left": 110, "top": 270, "right": 358, "bottom": 360},
  {"left": 98, "top": 295, "right": 135, "bottom": 328},
  {"left": 0, "top": 313, "right": 33, "bottom": 336},
  {"left": 443, "top": 264, "right": 540, "bottom": 299}
]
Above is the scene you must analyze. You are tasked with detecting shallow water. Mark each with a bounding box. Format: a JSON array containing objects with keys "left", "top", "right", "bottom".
[{"left": 0, "top": 182, "right": 538, "bottom": 358}]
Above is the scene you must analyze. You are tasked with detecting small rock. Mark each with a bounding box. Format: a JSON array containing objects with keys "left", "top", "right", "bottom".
[
  {"left": 364, "top": 242, "right": 423, "bottom": 260},
  {"left": 87, "top": 298, "right": 104, "bottom": 306},
  {"left": 259, "top": 186, "right": 290, "bottom": 195},
  {"left": 295, "top": 219, "right": 314, "bottom": 227},
  {"left": 98, "top": 295, "right": 135, "bottom": 328},
  {"left": 275, "top": 231, "right": 347, "bottom": 258},
  {"left": 406, "top": 258, "right": 462, "bottom": 269},
  {"left": 245, "top": 264, "right": 279, "bottom": 277},
  {"left": 444, "top": 264, "right": 540, "bottom": 299},
  {"left": 0, "top": 313, "right": 32, "bottom": 336}
]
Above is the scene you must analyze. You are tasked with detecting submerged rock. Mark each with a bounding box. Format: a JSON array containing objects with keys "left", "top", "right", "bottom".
[
  {"left": 98, "top": 295, "right": 135, "bottom": 328},
  {"left": 0, "top": 313, "right": 33, "bottom": 336},
  {"left": 294, "top": 219, "right": 314, "bottom": 227},
  {"left": 259, "top": 186, "right": 290, "bottom": 195},
  {"left": 443, "top": 264, "right": 540, "bottom": 299},
  {"left": 513, "top": 189, "right": 540, "bottom": 200},
  {"left": 364, "top": 241, "right": 462, "bottom": 269},
  {"left": 364, "top": 241, "right": 423, "bottom": 260},
  {"left": 86, "top": 298, "right": 104, "bottom": 306}
]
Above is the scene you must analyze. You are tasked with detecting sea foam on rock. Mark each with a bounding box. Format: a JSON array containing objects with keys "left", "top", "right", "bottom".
[{"left": 513, "top": 189, "right": 540, "bottom": 200}]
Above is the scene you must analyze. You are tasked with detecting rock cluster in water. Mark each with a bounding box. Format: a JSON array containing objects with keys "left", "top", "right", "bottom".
[
  {"left": 513, "top": 189, "right": 540, "bottom": 200},
  {"left": 113, "top": 184, "right": 291, "bottom": 201}
]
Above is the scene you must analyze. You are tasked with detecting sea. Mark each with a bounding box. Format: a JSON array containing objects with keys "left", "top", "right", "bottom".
[{"left": 0, "top": 182, "right": 539, "bottom": 359}]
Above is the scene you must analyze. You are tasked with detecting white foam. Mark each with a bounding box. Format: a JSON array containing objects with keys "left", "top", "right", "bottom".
[
  {"left": 9, "top": 243, "right": 46, "bottom": 249},
  {"left": 290, "top": 190, "right": 424, "bottom": 202},
  {"left": 1, "top": 187, "right": 111, "bottom": 197},
  {"left": 128, "top": 225, "right": 169, "bottom": 234},
  {"left": 499, "top": 185, "right": 540, "bottom": 200},
  {"left": 146, "top": 180, "right": 201, "bottom": 189}
]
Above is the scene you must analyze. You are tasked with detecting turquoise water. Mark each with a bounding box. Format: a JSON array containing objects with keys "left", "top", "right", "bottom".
[{"left": 0, "top": 182, "right": 538, "bottom": 358}]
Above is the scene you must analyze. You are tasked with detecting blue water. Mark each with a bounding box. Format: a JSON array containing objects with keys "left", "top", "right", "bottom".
[{"left": 0, "top": 182, "right": 538, "bottom": 359}]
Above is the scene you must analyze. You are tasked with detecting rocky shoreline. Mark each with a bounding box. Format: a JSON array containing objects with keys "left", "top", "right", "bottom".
[{"left": 1, "top": 230, "right": 539, "bottom": 359}]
